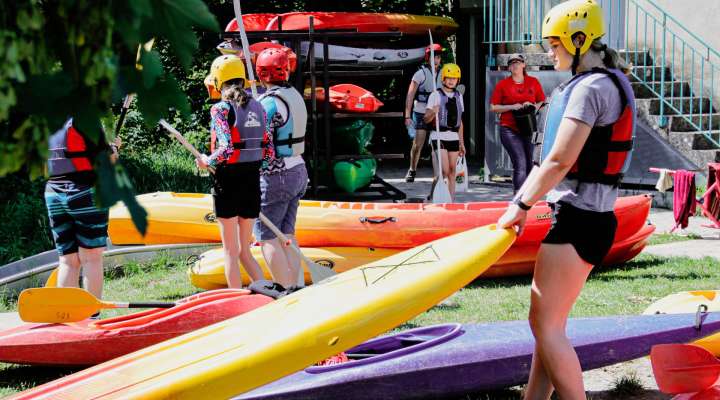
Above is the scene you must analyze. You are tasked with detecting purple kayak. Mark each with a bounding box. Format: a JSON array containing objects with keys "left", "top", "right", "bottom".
[{"left": 236, "top": 312, "right": 720, "bottom": 399}]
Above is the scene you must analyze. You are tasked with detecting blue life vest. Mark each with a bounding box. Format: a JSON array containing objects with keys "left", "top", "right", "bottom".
[
  {"left": 260, "top": 85, "right": 307, "bottom": 157},
  {"left": 436, "top": 88, "right": 462, "bottom": 131},
  {"left": 539, "top": 68, "right": 635, "bottom": 185},
  {"left": 414, "top": 65, "right": 434, "bottom": 104},
  {"left": 211, "top": 99, "right": 265, "bottom": 164}
]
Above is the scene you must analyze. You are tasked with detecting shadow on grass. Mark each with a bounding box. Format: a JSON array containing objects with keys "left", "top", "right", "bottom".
[{"left": 0, "top": 363, "right": 81, "bottom": 393}]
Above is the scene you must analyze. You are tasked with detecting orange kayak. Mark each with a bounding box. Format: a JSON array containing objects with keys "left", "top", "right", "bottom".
[
  {"left": 226, "top": 12, "right": 459, "bottom": 37},
  {"left": 305, "top": 84, "right": 384, "bottom": 113},
  {"left": 109, "top": 193, "right": 652, "bottom": 250}
]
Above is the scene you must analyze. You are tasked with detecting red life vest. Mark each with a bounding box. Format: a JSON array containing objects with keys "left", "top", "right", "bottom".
[
  {"left": 47, "top": 119, "right": 94, "bottom": 177},
  {"left": 540, "top": 68, "right": 635, "bottom": 185}
]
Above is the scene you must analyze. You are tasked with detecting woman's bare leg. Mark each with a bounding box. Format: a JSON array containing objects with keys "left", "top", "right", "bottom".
[
  {"left": 524, "top": 243, "right": 592, "bottom": 400},
  {"left": 78, "top": 247, "right": 105, "bottom": 298},
  {"left": 238, "top": 217, "right": 264, "bottom": 282},
  {"left": 218, "top": 216, "right": 242, "bottom": 288}
]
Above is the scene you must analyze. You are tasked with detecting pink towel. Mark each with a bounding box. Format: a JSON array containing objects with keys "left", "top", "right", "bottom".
[{"left": 672, "top": 170, "right": 697, "bottom": 232}]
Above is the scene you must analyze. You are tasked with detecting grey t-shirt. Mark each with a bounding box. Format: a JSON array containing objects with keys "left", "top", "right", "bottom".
[{"left": 545, "top": 73, "right": 623, "bottom": 212}]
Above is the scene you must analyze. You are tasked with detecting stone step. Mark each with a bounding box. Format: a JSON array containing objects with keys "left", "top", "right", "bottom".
[
  {"left": 620, "top": 50, "right": 654, "bottom": 67},
  {"left": 670, "top": 114, "right": 720, "bottom": 131},
  {"left": 632, "top": 81, "right": 693, "bottom": 99},
  {"left": 648, "top": 97, "right": 715, "bottom": 115},
  {"left": 495, "top": 52, "right": 553, "bottom": 67},
  {"left": 668, "top": 131, "right": 720, "bottom": 151},
  {"left": 632, "top": 65, "right": 673, "bottom": 82}
]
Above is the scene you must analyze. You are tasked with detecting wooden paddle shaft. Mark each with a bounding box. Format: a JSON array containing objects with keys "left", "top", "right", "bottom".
[{"left": 158, "top": 119, "right": 216, "bottom": 174}]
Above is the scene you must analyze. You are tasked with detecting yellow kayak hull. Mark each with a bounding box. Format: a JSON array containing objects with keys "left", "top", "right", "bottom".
[
  {"left": 13, "top": 225, "right": 514, "bottom": 400},
  {"left": 189, "top": 246, "right": 400, "bottom": 289},
  {"left": 643, "top": 290, "right": 720, "bottom": 356}
]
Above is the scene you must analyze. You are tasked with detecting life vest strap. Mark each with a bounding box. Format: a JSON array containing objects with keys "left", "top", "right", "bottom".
[{"left": 274, "top": 136, "right": 305, "bottom": 146}]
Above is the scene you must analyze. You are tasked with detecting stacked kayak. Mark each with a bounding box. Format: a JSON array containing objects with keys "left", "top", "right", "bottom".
[
  {"left": 334, "top": 158, "right": 377, "bottom": 193},
  {"left": 305, "top": 84, "right": 384, "bottom": 113},
  {"left": 238, "top": 313, "right": 720, "bottom": 399},
  {"left": 8, "top": 226, "right": 515, "bottom": 399},
  {"left": 190, "top": 246, "right": 397, "bottom": 290},
  {"left": 0, "top": 289, "right": 272, "bottom": 366},
  {"left": 226, "top": 12, "right": 458, "bottom": 37},
  {"left": 332, "top": 119, "right": 375, "bottom": 154}
]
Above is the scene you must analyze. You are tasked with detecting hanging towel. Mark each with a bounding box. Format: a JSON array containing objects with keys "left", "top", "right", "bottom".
[
  {"left": 671, "top": 170, "right": 697, "bottom": 232},
  {"left": 655, "top": 168, "right": 674, "bottom": 192},
  {"left": 700, "top": 163, "right": 720, "bottom": 228}
]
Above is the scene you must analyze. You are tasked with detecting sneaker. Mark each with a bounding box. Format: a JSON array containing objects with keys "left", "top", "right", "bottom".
[{"left": 405, "top": 169, "right": 416, "bottom": 182}]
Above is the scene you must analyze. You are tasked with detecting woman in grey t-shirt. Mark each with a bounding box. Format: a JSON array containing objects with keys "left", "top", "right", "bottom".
[{"left": 497, "top": 1, "right": 635, "bottom": 398}]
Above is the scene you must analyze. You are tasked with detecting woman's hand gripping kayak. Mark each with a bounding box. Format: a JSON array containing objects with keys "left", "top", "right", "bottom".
[{"left": 497, "top": 202, "right": 527, "bottom": 236}]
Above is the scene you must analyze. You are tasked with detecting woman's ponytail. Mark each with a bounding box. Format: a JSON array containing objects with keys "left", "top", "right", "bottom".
[{"left": 221, "top": 78, "right": 250, "bottom": 107}]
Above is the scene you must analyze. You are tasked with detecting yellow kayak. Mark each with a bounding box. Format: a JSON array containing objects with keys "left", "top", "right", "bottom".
[
  {"left": 11, "top": 225, "right": 514, "bottom": 400},
  {"left": 189, "top": 246, "right": 400, "bottom": 289},
  {"left": 643, "top": 290, "right": 720, "bottom": 356}
]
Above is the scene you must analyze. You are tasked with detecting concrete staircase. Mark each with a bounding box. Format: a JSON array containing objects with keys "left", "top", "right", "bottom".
[{"left": 622, "top": 50, "right": 720, "bottom": 168}]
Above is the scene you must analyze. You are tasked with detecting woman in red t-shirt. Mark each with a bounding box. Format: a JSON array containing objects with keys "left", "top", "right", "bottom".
[{"left": 490, "top": 54, "right": 546, "bottom": 193}]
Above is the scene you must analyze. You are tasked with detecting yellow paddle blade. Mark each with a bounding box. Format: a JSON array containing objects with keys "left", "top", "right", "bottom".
[
  {"left": 44, "top": 268, "right": 58, "bottom": 287},
  {"left": 18, "top": 287, "right": 115, "bottom": 323}
]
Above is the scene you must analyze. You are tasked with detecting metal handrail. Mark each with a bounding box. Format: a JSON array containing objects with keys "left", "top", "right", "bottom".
[{"left": 480, "top": 0, "right": 720, "bottom": 149}]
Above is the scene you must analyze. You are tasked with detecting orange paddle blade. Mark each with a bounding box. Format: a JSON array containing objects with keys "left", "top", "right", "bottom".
[{"left": 651, "top": 344, "right": 720, "bottom": 394}]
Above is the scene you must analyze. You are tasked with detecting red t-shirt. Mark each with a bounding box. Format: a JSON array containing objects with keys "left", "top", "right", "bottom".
[{"left": 490, "top": 76, "right": 546, "bottom": 132}]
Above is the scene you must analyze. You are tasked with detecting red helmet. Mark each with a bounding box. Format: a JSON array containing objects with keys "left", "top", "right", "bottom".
[
  {"left": 425, "top": 44, "right": 444, "bottom": 61},
  {"left": 256, "top": 48, "right": 290, "bottom": 83}
]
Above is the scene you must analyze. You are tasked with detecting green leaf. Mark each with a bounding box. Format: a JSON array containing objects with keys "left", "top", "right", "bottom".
[
  {"left": 135, "top": 74, "right": 190, "bottom": 127},
  {"left": 95, "top": 153, "right": 148, "bottom": 235},
  {"left": 141, "top": 50, "right": 164, "bottom": 88}
]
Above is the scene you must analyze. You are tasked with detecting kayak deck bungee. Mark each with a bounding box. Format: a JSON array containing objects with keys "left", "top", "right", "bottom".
[
  {"left": 0, "top": 289, "right": 272, "bottom": 366},
  {"left": 108, "top": 192, "right": 651, "bottom": 250},
  {"left": 10, "top": 225, "right": 514, "bottom": 399},
  {"left": 238, "top": 313, "right": 720, "bottom": 399}
]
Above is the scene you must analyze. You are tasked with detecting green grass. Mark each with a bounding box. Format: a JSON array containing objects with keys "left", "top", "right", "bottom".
[
  {"left": 1, "top": 254, "right": 718, "bottom": 398},
  {"left": 647, "top": 232, "right": 702, "bottom": 246}
]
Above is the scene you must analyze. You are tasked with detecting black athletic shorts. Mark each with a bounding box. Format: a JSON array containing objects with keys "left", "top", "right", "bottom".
[
  {"left": 211, "top": 161, "right": 261, "bottom": 219},
  {"left": 429, "top": 139, "right": 460, "bottom": 152},
  {"left": 542, "top": 201, "right": 617, "bottom": 266}
]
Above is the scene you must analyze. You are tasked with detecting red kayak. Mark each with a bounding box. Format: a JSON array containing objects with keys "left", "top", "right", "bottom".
[
  {"left": 226, "top": 12, "right": 458, "bottom": 37},
  {"left": 306, "top": 84, "right": 384, "bottom": 113},
  {"left": 0, "top": 289, "right": 272, "bottom": 366}
]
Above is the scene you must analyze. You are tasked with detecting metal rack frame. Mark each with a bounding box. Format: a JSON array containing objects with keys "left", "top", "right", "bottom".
[{"left": 224, "top": 18, "right": 407, "bottom": 202}]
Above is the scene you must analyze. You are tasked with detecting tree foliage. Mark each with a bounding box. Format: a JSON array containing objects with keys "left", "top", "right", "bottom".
[
  {"left": 0, "top": 0, "right": 219, "bottom": 233},
  {"left": 0, "top": 0, "right": 452, "bottom": 236}
]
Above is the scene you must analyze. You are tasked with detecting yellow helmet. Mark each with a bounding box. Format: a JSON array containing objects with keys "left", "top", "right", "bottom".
[
  {"left": 204, "top": 56, "right": 227, "bottom": 99},
  {"left": 211, "top": 55, "right": 248, "bottom": 93},
  {"left": 440, "top": 63, "right": 461, "bottom": 81},
  {"left": 542, "top": 0, "right": 605, "bottom": 56}
]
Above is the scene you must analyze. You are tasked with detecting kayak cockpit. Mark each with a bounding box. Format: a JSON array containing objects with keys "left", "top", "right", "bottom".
[{"left": 306, "top": 323, "right": 463, "bottom": 373}]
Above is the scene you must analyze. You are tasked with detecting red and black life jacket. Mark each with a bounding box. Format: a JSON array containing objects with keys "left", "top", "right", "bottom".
[
  {"left": 47, "top": 119, "right": 94, "bottom": 177},
  {"left": 211, "top": 100, "right": 265, "bottom": 164},
  {"left": 539, "top": 68, "right": 636, "bottom": 185}
]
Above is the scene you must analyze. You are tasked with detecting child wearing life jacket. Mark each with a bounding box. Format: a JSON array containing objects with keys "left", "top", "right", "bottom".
[
  {"left": 45, "top": 119, "right": 119, "bottom": 307},
  {"left": 498, "top": 1, "right": 636, "bottom": 397},
  {"left": 253, "top": 48, "right": 309, "bottom": 288},
  {"left": 424, "top": 63, "right": 466, "bottom": 201},
  {"left": 197, "top": 54, "right": 265, "bottom": 288}
]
